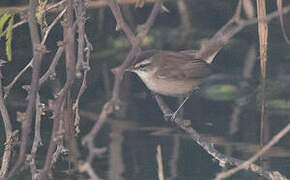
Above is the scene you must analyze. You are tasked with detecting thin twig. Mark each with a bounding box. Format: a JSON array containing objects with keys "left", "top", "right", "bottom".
[
  {"left": 156, "top": 145, "right": 164, "bottom": 180},
  {"left": 4, "top": 7, "right": 66, "bottom": 99},
  {"left": 41, "top": 8, "right": 67, "bottom": 45},
  {"left": 4, "top": 60, "right": 32, "bottom": 99},
  {"left": 73, "top": 1, "right": 92, "bottom": 135},
  {"left": 107, "top": 0, "right": 138, "bottom": 46},
  {"left": 0, "top": 0, "right": 66, "bottom": 37},
  {"left": 73, "top": 43, "right": 91, "bottom": 134},
  {"left": 216, "top": 124, "right": 290, "bottom": 180},
  {"left": 197, "top": 2, "right": 290, "bottom": 64},
  {"left": 39, "top": 46, "right": 64, "bottom": 85}
]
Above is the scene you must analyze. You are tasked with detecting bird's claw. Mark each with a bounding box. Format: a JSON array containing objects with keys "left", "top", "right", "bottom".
[{"left": 164, "top": 112, "right": 180, "bottom": 124}]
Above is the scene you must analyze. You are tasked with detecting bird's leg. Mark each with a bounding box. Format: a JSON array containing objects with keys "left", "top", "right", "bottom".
[{"left": 170, "top": 96, "right": 190, "bottom": 122}]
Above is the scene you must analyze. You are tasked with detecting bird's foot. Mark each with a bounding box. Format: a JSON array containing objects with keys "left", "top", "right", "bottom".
[
  {"left": 170, "top": 111, "right": 179, "bottom": 122},
  {"left": 164, "top": 111, "right": 180, "bottom": 124},
  {"left": 164, "top": 113, "right": 191, "bottom": 127},
  {"left": 164, "top": 112, "right": 176, "bottom": 124}
]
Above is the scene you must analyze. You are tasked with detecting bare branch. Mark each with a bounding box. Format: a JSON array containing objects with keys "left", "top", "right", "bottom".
[
  {"left": 7, "top": 0, "right": 45, "bottom": 177},
  {"left": 4, "top": 7, "right": 66, "bottom": 98},
  {"left": 41, "top": 0, "right": 78, "bottom": 175},
  {"left": 154, "top": 94, "right": 286, "bottom": 180},
  {"left": 28, "top": 94, "right": 43, "bottom": 180},
  {"left": 0, "top": 70, "right": 13, "bottom": 177},
  {"left": 216, "top": 124, "right": 290, "bottom": 180},
  {"left": 39, "top": 46, "right": 64, "bottom": 85},
  {"left": 107, "top": 0, "right": 138, "bottom": 46}
]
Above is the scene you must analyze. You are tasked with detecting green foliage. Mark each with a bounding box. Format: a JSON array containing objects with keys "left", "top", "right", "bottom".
[
  {"left": 110, "top": 37, "right": 129, "bottom": 49},
  {"left": 142, "top": 35, "right": 154, "bottom": 46},
  {"left": 0, "top": 13, "right": 11, "bottom": 36},
  {"left": 205, "top": 84, "right": 237, "bottom": 101},
  {"left": 264, "top": 80, "right": 286, "bottom": 99},
  {"left": 267, "top": 100, "right": 290, "bottom": 110},
  {"left": 36, "top": 0, "right": 48, "bottom": 36},
  {"left": 266, "top": 99, "right": 290, "bottom": 116},
  {"left": 0, "top": 12, "right": 14, "bottom": 61},
  {"left": 6, "top": 16, "right": 14, "bottom": 61}
]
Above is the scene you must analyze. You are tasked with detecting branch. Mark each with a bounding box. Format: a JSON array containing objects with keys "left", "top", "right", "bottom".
[
  {"left": 4, "top": 7, "right": 66, "bottom": 98},
  {"left": 197, "top": 3, "right": 290, "bottom": 64},
  {"left": 216, "top": 124, "right": 290, "bottom": 180},
  {"left": 84, "top": 0, "right": 164, "bottom": 145},
  {"left": 0, "top": 70, "right": 13, "bottom": 177},
  {"left": 107, "top": 0, "right": 138, "bottom": 46},
  {"left": 39, "top": 46, "right": 64, "bottom": 85},
  {"left": 73, "top": 35, "right": 92, "bottom": 135},
  {"left": 154, "top": 95, "right": 287, "bottom": 180},
  {"left": 41, "top": 0, "right": 77, "bottom": 175},
  {"left": 0, "top": 0, "right": 66, "bottom": 38},
  {"left": 7, "top": 0, "right": 45, "bottom": 177},
  {"left": 27, "top": 94, "right": 43, "bottom": 179}
]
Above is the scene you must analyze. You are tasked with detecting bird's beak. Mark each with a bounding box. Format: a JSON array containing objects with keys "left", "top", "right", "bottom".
[{"left": 125, "top": 66, "right": 134, "bottom": 72}]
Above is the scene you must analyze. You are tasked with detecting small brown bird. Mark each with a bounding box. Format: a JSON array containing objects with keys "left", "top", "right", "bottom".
[{"left": 127, "top": 50, "right": 213, "bottom": 120}]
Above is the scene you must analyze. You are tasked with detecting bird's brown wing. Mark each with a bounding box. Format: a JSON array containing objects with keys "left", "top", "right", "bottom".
[{"left": 154, "top": 51, "right": 212, "bottom": 80}]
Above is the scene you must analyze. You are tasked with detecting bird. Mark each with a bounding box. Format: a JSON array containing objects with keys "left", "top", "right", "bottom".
[{"left": 127, "top": 50, "right": 213, "bottom": 121}]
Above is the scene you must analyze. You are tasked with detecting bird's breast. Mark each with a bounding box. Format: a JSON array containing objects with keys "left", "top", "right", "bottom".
[{"left": 137, "top": 72, "right": 200, "bottom": 96}]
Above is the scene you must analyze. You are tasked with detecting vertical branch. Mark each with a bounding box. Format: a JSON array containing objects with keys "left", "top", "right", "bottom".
[
  {"left": 73, "top": 0, "right": 93, "bottom": 135},
  {"left": 168, "top": 135, "right": 180, "bottom": 180},
  {"left": 41, "top": 95, "right": 65, "bottom": 176},
  {"left": 0, "top": 70, "right": 13, "bottom": 177},
  {"left": 156, "top": 145, "right": 165, "bottom": 180},
  {"left": 42, "top": 0, "right": 78, "bottom": 175},
  {"left": 107, "top": 124, "right": 125, "bottom": 180},
  {"left": 177, "top": 0, "right": 191, "bottom": 30},
  {"left": 256, "top": 0, "right": 268, "bottom": 145},
  {"left": 75, "top": 0, "right": 86, "bottom": 75},
  {"left": 257, "top": 0, "right": 268, "bottom": 80},
  {"left": 28, "top": 94, "right": 43, "bottom": 179},
  {"left": 7, "top": 0, "right": 45, "bottom": 178},
  {"left": 63, "top": 0, "right": 76, "bottom": 89},
  {"left": 64, "top": 91, "right": 80, "bottom": 165}
]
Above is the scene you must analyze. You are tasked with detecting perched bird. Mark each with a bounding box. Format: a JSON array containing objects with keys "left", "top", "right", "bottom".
[{"left": 127, "top": 50, "right": 213, "bottom": 120}]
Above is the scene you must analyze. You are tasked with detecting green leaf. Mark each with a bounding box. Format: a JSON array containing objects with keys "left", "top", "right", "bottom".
[
  {"left": 6, "top": 15, "right": 14, "bottom": 61},
  {"left": 205, "top": 84, "right": 237, "bottom": 101},
  {"left": 0, "top": 13, "right": 11, "bottom": 37},
  {"left": 267, "top": 100, "right": 290, "bottom": 110}
]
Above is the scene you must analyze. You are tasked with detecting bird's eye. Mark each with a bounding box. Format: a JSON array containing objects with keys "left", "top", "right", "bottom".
[
  {"left": 136, "top": 62, "right": 150, "bottom": 70},
  {"left": 138, "top": 64, "right": 147, "bottom": 69}
]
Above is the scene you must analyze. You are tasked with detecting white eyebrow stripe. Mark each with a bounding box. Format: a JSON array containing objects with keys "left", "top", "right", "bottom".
[{"left": 135, "top": 58, "right": 152, "bottom": 68}]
